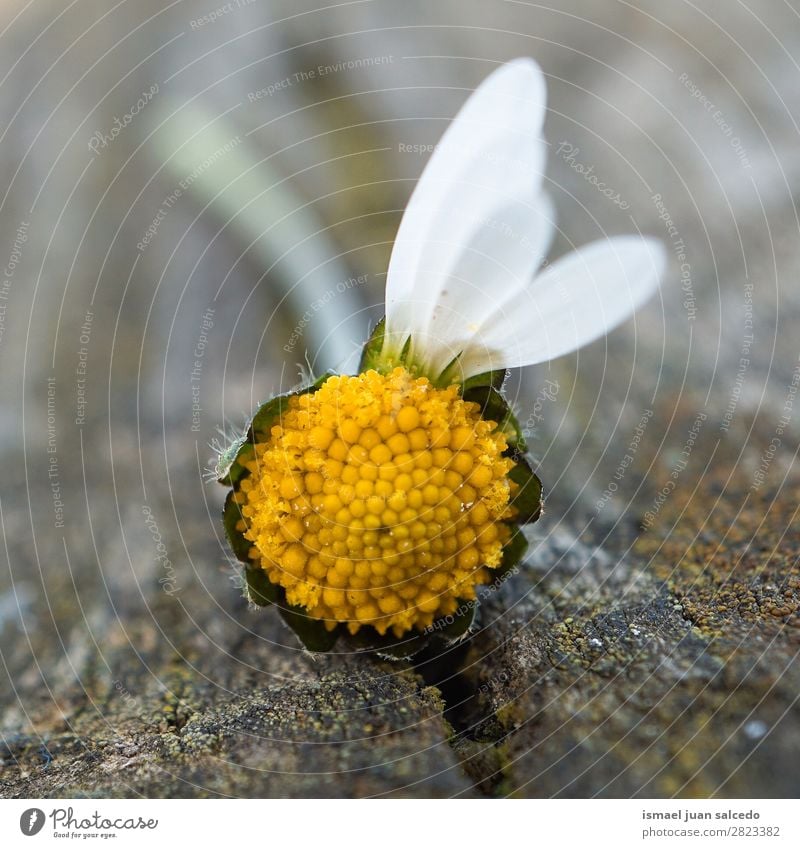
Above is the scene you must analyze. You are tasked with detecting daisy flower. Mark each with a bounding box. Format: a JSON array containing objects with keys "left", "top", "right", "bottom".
[{"left": 216, "top": 58, "right": 666, "bottom": 655}]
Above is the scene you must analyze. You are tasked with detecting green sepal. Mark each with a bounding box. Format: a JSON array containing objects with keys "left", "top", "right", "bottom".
[
  {"left": 216, "top": 373, "right": 332, "bottom": 487},
  {"left": 215, "top": 434, "right": 249, "bottom": 485},
  {"left": 250, "top": 372, "right": 331, "bottom": 439},
  {"left": 218, "top": 372, "right": 340, "bottom": 651},
  {"left": 350, "top": 628, "right": 430, "bottom": 661},
  {"left": 461, "top": 378, "right": 541, "bottom": 525},
  {"left": 242, "top": 562, "right": 339, "bottom": 649},
  {"left": 248, "top": 393, "right": 294, "bottom": 440},
  {"left": 278, "top": 604, "right": 340, "bottom": 652},
  {"left": 462, "top": 384, "right": 527, "bottom": 453},
  {"left": 223, "top": 490, "right": 253, "bottom": 563},
  {"left": 244, "top": 565, "right": 341, "bottom": 650},
  {"left": 244, "top": 566, "right": 279, "bottom": 606},
  {"left": 496, "top": 528, "right": 529, "bottom": 579},
  {"left": 508, "top": 454, "right": 543, "bottom": 524},
  {"left": 433, "top": 601, "right": 476, "bottom": 643},
  {"left": 218, "top": 441, "right": 253, "bottom": 487},
  {"left": 358, "top": 317, "right": 387, "bottom": 373},
  {"left": 347, "top": 602, "right": 476, "bottom": 661},
  {"left": 461, "top": 369, "right": 507, "bottom": 393}
]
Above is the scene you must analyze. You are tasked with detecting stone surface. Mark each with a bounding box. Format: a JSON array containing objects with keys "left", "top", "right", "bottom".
[
  {"left": 1, "top": 0, "right": 798, "bottom": 797},
  {"left": 448, "top": 459, "right": 800, "bottom": 797}
]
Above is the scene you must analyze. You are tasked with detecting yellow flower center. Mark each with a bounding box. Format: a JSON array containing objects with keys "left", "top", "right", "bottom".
[{"left": 236, "top": 367, "right": 515, "bottom": 636}]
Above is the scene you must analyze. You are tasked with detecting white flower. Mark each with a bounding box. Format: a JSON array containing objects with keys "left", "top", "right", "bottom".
[{"left": 378, "top": 58, "right": 666, "bottom": 384}]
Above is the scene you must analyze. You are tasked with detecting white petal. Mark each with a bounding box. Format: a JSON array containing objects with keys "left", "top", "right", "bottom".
[
  {"left": 384, "top": 58, "right": 548, "bottom": 358},
  {"left": 455, "top": 236, "right": 667, "bottom": 378},
  {"left": 415, "top": 191, "right": 556, "bottom": 379}
]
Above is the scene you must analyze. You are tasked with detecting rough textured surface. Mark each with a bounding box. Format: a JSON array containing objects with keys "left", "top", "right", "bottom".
[
  {"left": 2, "top": 659, "right": 467, "bottom": 798},
  {"left": 1, "top": 0, "right": 799, "bottom": 797},
  {"left": 447, "top": 460, "right": 800, "bottom": 797}
]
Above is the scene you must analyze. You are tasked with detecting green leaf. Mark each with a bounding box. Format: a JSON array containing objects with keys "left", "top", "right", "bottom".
[
  {"left": 508, "top": 456, "right": 543, "bottom": 524},
  {"left": 496, "top": 528, "right": 529, "bottom": 579},
  {"left": 358, "top": 317, "right": 387, "bottom": 373},
  {"left": 244, "top": 566, "right": 279, "bottom": 606},
  {"left": 223, "top": 490, "right": 253, "bottom": 564},
  {"left": 279, "top": 604, "right": 340, "bottom": 652},
  {"left": 462, "top": 385, "right": 527, "bottom": 452}
]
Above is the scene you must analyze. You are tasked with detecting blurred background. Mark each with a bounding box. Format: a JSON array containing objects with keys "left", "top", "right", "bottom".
[{"left": 1, "top": 0, "right": 798, "bottom": 798}]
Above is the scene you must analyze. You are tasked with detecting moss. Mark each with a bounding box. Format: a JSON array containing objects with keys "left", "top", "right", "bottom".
[{"left": 641, "top": 472, "right": 800, "bottom": 639}]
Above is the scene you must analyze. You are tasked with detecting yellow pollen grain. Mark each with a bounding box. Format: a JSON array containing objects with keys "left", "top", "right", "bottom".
[{"left": 238, "top": 367, "right": 514, "bottom": 636}]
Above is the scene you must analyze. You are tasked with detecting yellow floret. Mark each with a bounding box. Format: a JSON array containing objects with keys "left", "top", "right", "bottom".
[{"left": 238, "top": 367, "right": 515, "bottom": 636}]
